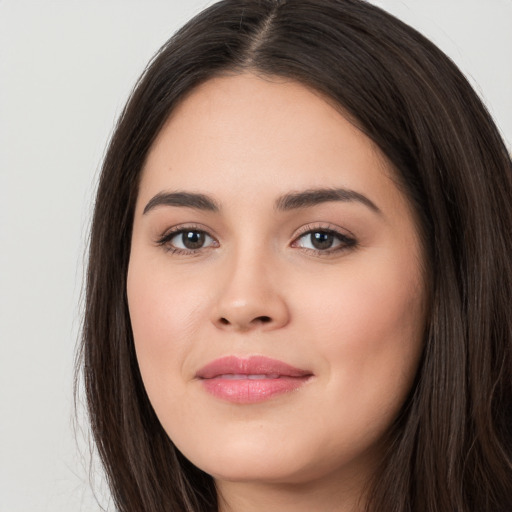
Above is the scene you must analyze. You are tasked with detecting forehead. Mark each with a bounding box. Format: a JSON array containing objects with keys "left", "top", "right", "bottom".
[{"left": 138, "top": 73, "right": 399, "bottom": 212}]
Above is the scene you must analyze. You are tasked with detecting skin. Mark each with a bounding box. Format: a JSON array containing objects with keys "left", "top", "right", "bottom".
[{"left": 127, "top": 73, "right": 427, "bottom": 512}]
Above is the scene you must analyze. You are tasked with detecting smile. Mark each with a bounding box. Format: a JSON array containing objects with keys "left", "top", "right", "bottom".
[{"left": 195, "top": 355, "right": 313, "bottom": 404}]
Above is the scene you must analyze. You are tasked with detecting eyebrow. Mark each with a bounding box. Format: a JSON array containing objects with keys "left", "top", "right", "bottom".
[
  {"left": 275, "top": 188, "right": 381, "bottom": 214},
  {"left": 143, "top": 191, "right": 220, "bottom": 214},
  {"left": 143, "top": 187, "right": 381, "bottom": 215}
]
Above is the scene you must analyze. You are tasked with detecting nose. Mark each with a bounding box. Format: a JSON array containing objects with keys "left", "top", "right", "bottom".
[{"left": 211, "top": 251, "right": 290, "bottom": 332}]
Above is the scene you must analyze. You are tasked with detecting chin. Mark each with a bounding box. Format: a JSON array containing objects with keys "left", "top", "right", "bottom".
[
  {"left": 178, "top": 433, "right": 368, "bottom": 488},
  {"left": 178, "top": 435, "right": 312, "bottom": 484}
]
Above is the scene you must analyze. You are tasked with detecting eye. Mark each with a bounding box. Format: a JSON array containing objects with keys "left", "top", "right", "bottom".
[
  {"left": 157, "top": 228, "right": 217, "bottom": 254},
  {"left": 292, "top": 228, "right": 356, "bottom": 254}
]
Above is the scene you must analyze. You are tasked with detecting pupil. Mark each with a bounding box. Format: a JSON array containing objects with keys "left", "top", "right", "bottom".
[
  {"left": 183, "top": 231, "right": 205, "bottom": 249},
  {"left": 311, "top": 232, "right": 334, "bottom": 250}
]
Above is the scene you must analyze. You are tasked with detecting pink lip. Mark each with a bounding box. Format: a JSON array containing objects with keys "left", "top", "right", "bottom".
[{"left": 195, "top": 356, "right": 313, "bottom": 404}]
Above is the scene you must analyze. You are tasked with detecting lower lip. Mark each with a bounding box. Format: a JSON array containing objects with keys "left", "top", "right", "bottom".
[{"left": 200, "top": 376, "right": 311, "bottom": 404}]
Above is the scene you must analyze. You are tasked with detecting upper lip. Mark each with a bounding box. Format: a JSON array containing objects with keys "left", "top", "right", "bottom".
[{"left": 195, "top": 355, "right": 312, "bottom": 379}]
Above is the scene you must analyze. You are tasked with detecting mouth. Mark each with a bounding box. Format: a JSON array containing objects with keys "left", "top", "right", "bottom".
[{"left": 195, "top": 355, "right": 313, "bottom": 404}]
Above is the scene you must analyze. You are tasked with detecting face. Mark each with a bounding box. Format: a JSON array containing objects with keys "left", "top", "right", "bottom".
[{"left": 127, "top": 74, "right": 427, "bottom": 496}]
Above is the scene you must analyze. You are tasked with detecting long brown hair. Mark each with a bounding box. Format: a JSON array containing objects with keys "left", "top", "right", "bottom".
[{"left": 78, "top": 1, "right": 512, "bottom": 510}]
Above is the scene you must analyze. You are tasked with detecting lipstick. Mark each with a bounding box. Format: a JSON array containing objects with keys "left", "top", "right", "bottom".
[{"left": 195, "top": 355, "right": 313, "bottom": 404}]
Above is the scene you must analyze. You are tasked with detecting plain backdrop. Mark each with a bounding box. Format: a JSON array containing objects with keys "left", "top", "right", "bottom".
[{"left": 0, "top": 1, "right": 511, "bottom": 511}]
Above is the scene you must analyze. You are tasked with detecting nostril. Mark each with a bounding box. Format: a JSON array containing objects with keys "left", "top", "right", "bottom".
[{"left": 216, "top": 315, "right": 273, "bottom": 328}]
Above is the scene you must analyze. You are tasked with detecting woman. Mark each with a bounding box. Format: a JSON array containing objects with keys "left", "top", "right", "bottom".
[{"left": 79, "top": 0, "right": 512, "bottom": 510}]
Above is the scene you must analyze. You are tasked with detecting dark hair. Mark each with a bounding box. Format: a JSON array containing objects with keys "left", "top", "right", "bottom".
[{"left": 78, "top": 1, "right": 512, "bottom": 511}]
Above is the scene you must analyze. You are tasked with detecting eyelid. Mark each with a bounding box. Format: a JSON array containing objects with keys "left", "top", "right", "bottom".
[
  {"left": 290, "top": 222, "right": 357, "bottom": 255},
  {"left": 154, "top": 222, "right": 357, "bottom": 256},
  {"left": 155, "top": 223, "right": 219, "bottom": 254},
  {"left": 292, "top": 222, "right": 356, "bottom": 241}
]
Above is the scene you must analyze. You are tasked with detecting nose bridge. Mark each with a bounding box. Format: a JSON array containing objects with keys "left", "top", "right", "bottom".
[{"left": 212, "top": 239, "right": 289, "bottom": 331}]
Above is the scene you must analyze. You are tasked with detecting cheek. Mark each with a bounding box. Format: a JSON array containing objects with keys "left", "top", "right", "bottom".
[
  {"left": 298, "top": 250, "right": 426, "bottom": 410},
  {"left": 126, "top": 256, "right": 209, "bottom": 403}
]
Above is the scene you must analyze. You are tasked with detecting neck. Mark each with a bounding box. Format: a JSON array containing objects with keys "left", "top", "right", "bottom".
[{"left": 216, "top": 471, "right": 368, "bottom": 512}]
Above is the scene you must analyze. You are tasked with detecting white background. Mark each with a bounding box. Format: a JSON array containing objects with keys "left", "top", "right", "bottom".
[{"left": 1, "top": 1, "right": 511, "bottom": 511}]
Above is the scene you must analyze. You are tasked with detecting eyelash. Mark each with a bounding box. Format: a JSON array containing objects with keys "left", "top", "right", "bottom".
[
  {"left": 156, "top": 223, "right": 357, "bottom": 257},
  {"left": 291, "top": 224, "right": 357, "bottom": 255},
  {"left": 156, "top": 224, "right": 218, "bottom": 255}
]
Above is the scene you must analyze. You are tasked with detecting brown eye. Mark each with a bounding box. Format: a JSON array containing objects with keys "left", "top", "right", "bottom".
[
  {"left": 310, "top": 231, "right": 335, "bottom": 250},
  {"left": 294, "top": 229, "right": 356, "bottom": 253},
  {"left": 162, "top": 229, "right": 216, "bottom": 252},
  {"left": 180, "top": 230, "right": 206, "bottom": 249}
]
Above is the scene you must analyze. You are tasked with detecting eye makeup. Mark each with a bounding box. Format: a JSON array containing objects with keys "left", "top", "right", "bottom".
[{"left": 155, "top": 221, "right": 358, "bottom": 258}]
